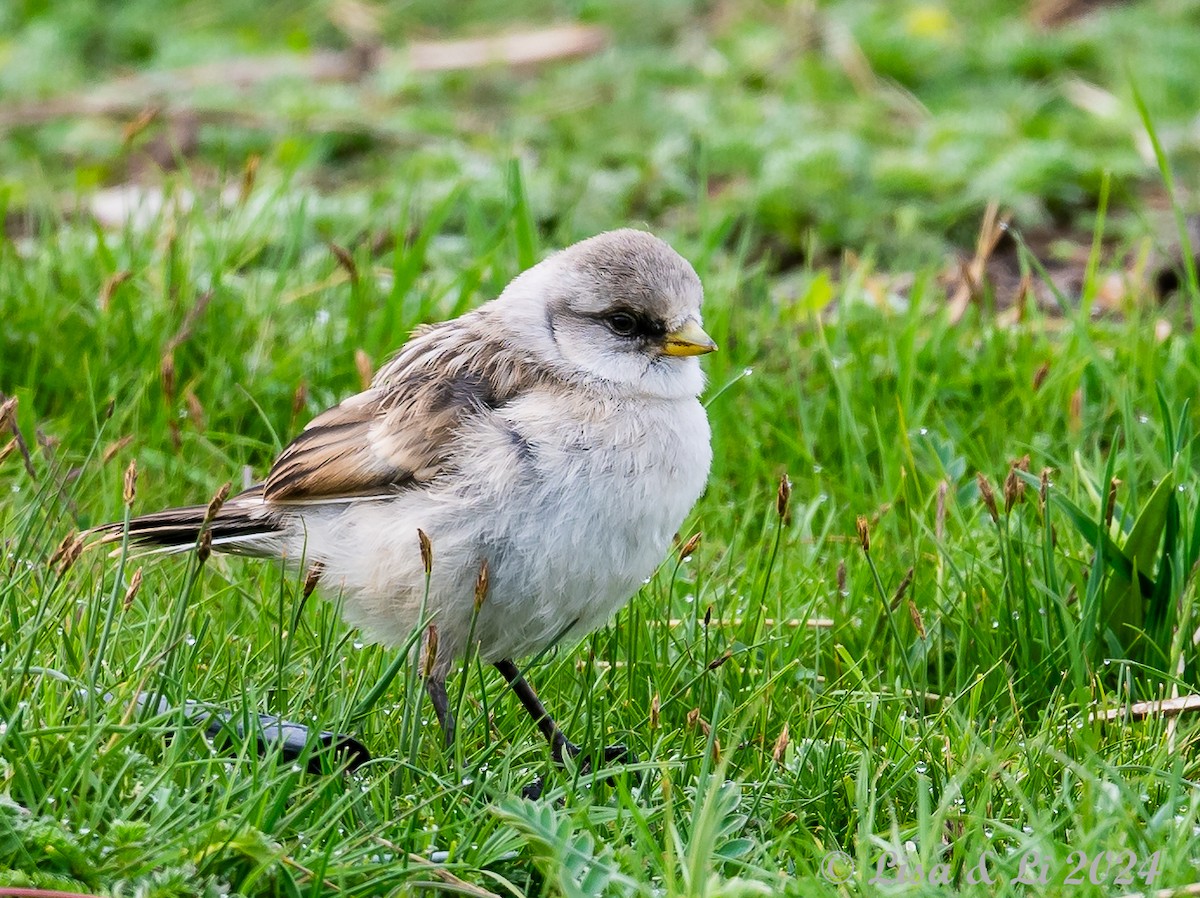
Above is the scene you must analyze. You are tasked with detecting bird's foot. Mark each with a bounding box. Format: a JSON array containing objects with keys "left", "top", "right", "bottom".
[
  {"left": 522, "top": 740, "right": 636, "bottom": 799},
  {"left": 555, "top": 738, "right": 636, "bottom": 770}
]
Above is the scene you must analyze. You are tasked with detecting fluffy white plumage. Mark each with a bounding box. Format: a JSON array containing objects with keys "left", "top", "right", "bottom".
[
  {"left": 304, "top": 380, "right": 711, "bottom": 672},
  {"left": 101, "top": 229, "right": 715, "bottom": 682}
]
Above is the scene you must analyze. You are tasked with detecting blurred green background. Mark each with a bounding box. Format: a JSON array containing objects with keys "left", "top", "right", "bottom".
[
  {"left": 3, "top": 0, "right": 1198, "bottom": 265},
  {"left": 4, "top": 2, "right": 1200, "bottom": 896}
]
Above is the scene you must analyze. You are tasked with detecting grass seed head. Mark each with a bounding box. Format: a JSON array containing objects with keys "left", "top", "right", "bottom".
[
  {"left": 474, "top": 557, "right": 490, "bottom": 611},
  {"left": 1039, "top": 468, "right": 1051, "bottom": 511},
  {"left": 856, "top": 515, "right": 870, "bottom": 553},
  {"left": 53, "top": 533, "right": 85, "bottom": 576},
  {"left": 776, "top": 473, "right": 792, "bottom": 520},
  {"left": 197, "top": 528, "right": 213, "bottom": 563},
  {"left": 772, "top": 723, "right": 789, "bottom": 764},
  {"left": 303, "top": 562, "right": 324, "bottom": 599},
  {"left": 1003, "top": 468, "right": 1021, "bottom": 513},
  {"left": 417, "top": 529, "right": 433, "bottom": 576},
  {"left": 123, "top": 567, "right": 143, "bottom": 610},
  {"left": 649, "top": 693, "right": 660, "bottom": 730},
  {"left": 976, "top": 472, "right": 999, "bottom": 522},
  {"left": 203, "top": 482, "right": 231, "bottom": 527},
  {"left": 707, "top": 650, "right": 732, "bottom": 670},
  {"left": 423, "top": 624, "right": 439, "bottom": 679},
  {"left": 49, "top": 530, "right": 78, "bottom": 571},
  {"left": 1032, "top": 361, "right": 1050, "bottom": 391},
  {"left": 1105, "top": 477, "right": 1120, "bottom": 527},
  {"left": 123, "top": 459, "right": 138, "bottom": 507},
  {"left": 907, "top": 597, "right": 927, "bottom": 638},
  {"left": 679, "top": 531, "right": 701, "bottom": 561}
]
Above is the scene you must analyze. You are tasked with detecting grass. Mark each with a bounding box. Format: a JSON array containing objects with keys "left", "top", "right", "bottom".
[{"left": 4, "top": 1, "right": 1200, "bottom": 896}]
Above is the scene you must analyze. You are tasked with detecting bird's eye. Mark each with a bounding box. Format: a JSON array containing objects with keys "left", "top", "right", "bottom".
[{"left": 607, "top": 312, "right": 638, "bottom": 336}]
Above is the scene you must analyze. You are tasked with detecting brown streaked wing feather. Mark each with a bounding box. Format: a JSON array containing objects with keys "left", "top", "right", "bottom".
[
  {"left": 263, "top": 320, "right": 543, "bottom": 504},
  {"left": 264, "top": 394, "right": 409, "bottom": 501}
]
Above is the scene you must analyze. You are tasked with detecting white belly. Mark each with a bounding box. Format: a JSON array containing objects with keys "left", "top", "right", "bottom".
[{"left": 292, "top": 390, "right": 712, "bottom": 672}]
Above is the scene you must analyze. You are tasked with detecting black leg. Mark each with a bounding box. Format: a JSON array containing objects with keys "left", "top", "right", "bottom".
[
  {"left": 494, "top": 659, "right": 634, "bottom": 799},
  {"left": 494, "top": 658, "right": 576, "bottom": 761},
  {"left": 424, "top": 676, "right": 455, "bottom": 748}
]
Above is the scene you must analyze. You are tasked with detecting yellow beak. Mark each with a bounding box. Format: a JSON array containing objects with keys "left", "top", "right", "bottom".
[{"left": 662, "top": 320, "right": 718, "bottom": 357}]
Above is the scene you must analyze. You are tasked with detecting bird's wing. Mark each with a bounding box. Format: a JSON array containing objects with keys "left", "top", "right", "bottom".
[{"left": 263, "top": 320, "right": 539, "bottom": 504}]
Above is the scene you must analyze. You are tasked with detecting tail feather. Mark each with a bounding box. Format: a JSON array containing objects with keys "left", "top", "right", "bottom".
[{"left": 88, "top": 485, "right": 286, "bottom": 558}]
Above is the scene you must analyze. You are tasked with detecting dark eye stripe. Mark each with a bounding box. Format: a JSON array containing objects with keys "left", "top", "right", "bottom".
[{"left": 602, "top": 309, "right": 667, "bottom": 340}]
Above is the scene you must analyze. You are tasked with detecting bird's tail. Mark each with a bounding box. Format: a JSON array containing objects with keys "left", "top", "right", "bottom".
[{"left": 87, "top": 485, "right": 286, "bottom": 557}]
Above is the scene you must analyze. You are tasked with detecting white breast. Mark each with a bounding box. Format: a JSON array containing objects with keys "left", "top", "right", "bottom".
[
  {"left": 468, "top": 390, "right": 712, "bottom": 661},
  {"left": 288, "top": 388, "right": 711, "bottom": 671}
]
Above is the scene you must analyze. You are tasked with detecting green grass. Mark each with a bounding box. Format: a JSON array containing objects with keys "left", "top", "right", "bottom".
[{"left": 5, "top": 1, "right": 1200, "bottom": 896}]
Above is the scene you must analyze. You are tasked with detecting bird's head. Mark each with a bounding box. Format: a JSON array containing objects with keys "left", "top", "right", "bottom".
[{"left": 494, "top": 229, "right": 716, "bottom": 399}]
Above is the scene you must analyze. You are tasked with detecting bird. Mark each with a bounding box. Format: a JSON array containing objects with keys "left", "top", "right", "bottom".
[{"left": 90, "top": 228, "right": 716, "bottom": 776}]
